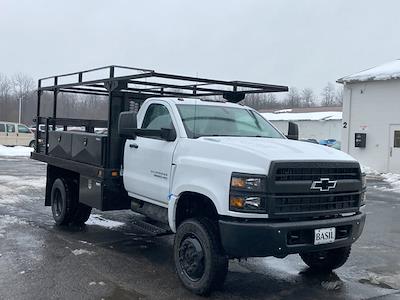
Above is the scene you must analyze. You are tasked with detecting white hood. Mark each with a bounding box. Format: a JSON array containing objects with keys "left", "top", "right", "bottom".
[{"left": 201, "top": 137, "right": 356, "bottom": 162}]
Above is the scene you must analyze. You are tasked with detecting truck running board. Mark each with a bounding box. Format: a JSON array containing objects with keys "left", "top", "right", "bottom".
[{"left": 130, "top": 218, "right": 172, "bottom": 237}]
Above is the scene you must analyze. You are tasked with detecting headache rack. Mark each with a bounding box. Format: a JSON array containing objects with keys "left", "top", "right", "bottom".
[{"left": 32, "top": 65, "right": 288, "bottom": 174}]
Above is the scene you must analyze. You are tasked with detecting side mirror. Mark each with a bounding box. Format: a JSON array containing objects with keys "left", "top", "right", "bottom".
[
  {"left": 118, "top": 111, "right": 137, "bottom": 138},
  {"left": 160, "top": 128, "right": 176, "bottom": 142},
  {"left": 287, "top": 121, "right": 299, "bottom": 140}
]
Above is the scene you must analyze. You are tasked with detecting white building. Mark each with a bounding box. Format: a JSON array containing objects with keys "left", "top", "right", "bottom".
[
  {"left": 261, "top": 108, "right": 342, "bottom": 142},
  {"left": 338, "top": 59, "right": 400, "bottom": 173}
]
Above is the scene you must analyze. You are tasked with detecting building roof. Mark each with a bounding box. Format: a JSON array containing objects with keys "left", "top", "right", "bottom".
[
  {"left": 261, "top": 111, "right": 342, "bottom": 121},
  {"left": 259, "top": 106, "right": 342, "bottom": 113},
  {"left": 337, "top": 59, "right": 400, "bottom": 83}
]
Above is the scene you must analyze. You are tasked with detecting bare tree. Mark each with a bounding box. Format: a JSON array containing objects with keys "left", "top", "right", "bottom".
[
  {"left": 300, "top": 88, "right": 315, "bottom": 107},
  {"left": 240, "top": 93, "right": 284, "bottom": 110},
  {"left": 335, "top": 86, "right": 344, "bottom": 105},
  {"left": 0, "top": 73, "right": 11, "bottom": 99},
  {"left": 0, "top": 74, "right": 12, "bottom": 121},
  {"left": 321, "top": 82, "right": 336, "bottom": 106},
  {"left": 285, "top": 87, "right": 301, "bottom": 108},
  {"left": 11, "top": 73, "right": 34, "bottom": 100}
]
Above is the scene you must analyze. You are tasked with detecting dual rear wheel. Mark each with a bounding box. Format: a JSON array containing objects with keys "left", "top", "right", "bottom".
[{"left": 51, "top": 178, "right": 92, "bottom": 226}]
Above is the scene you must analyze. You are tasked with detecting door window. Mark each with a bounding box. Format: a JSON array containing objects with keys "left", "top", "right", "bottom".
[
  {"left": 0, "top": 124, "right": 5, "bottom": 133},
  {"left": 142, "top": 104, "right": 174, "bottom": 131},
  {"left": 394, "top": 130, "right": 400, "bottom": 148},
  {"left": 18, "top": 125, "right": 31, "bottom": 134},
  {"left": 6, "top": 124, "right": 15, "bottom": 133}
]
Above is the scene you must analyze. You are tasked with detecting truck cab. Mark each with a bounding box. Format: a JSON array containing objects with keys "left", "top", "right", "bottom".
[
  {"left": 31, "top": 66, "right": 366, "bottom": 295},
  {"left": 119, "top": 97, "right": 365, "bottom": 293}
]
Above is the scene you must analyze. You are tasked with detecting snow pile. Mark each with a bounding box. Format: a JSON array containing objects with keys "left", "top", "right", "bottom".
[
  {"left": 362, "top": 165, "right": 400, "bottom": 193},
  {"left": 71, "top": 249, "right": 95, "bottom": 256},
  {"left": 262, "top": 111, "right": 342, "bottom": 121},
  {"left": 338, "top": 59, "right": 400, "bottom": 83},
  {"left": 380, "top": 173, "right": 400, "bottom": 192},
  {"left": 361, "top": 165, "right": 380, "bottom": 176},
  {"left": 274, "top": 109, "right": 293, "bottom": 113},
  {"left": 86, "top": 214, "right": 124, "bottom": 229},
  {"left": 0, "top": 145, "right": 32, "bottom": 157}
]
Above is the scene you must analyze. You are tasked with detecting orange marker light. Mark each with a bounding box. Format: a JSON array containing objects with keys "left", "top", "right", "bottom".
[{"left": 230, "top": 196, "right": 245, "bottom": 208}]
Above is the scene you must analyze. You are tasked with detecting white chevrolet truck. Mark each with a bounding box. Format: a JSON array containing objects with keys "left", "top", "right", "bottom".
[{"left": 32, "top": 66, "right": 366, "bottom": 295}]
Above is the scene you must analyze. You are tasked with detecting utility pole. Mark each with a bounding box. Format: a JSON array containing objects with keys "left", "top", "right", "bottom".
[{"left": 18, "top": 96, "right": 22, "bottom": 123}]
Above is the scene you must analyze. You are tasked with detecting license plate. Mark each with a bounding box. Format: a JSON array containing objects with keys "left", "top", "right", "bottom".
[{"left": 314, "top": 227, "right": 336, "bottom": 245}]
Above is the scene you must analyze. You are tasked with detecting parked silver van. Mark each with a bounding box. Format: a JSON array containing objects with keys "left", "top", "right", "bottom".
[{"left": 0, "top": 121, "right": 35, "bottom": 147}]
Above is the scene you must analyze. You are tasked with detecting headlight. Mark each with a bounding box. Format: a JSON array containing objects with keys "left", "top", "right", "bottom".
[
  {"left": 229, "top": 173, "right": 267, "bottom": 212},
  {"left": 231, "top": 174, "right": 265, "bottom": 192},
  {"left": 360, "top": 173, "right": 366, "bottom": 206}
]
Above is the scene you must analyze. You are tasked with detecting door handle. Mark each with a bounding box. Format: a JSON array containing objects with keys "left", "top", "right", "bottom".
[
  {"left": 390, "top": 147, "right": 393, "bottom": 157},
  {"left": 129, "top": 143, "right": 139, "bottom": 149}
]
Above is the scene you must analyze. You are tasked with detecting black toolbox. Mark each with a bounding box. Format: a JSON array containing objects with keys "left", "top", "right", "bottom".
[
  {"left": 48, "top": 131, "right": 107, "bottom": 167},
  {"left": 48, "top": 131, "right": 73, "bottom": 159},
  {"left": 71, "top": 132, "right": 107, "bottom": 167}
]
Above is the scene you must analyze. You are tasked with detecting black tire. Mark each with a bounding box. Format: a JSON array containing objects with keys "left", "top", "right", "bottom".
[
  {"left": 174, "top": 218, "right": 228, "bottom": 296},
  {"left": 50, "top": 178, "right": 76, "bottom": 226},
  {"left": 300, "top": 246, "right": 351, "bottom": 272},
  {"left": 72, "top": 203, "right": 92, "bottom": 225},
  {"left": 29, "top": 140, "right": 35, "bottom": 149}
]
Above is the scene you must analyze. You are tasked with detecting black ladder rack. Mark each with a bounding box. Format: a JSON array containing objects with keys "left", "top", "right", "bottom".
[
  {"left": 34, "top": 65, "right": 288, "bottom": 170},
  {"left": 38, "top": 65, "right": 288, "bottom": 100}
]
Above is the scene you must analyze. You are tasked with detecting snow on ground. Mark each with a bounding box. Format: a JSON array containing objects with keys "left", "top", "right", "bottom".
[
  {"left": 86, "top": 214, "right": 124, "bottom": 229},
  {"left": 0, "top": 215, "right": 28, "bottom": 226},
  {"left": 361, "top": 165, "right": 380, "bottom": 176},
  {"left": 0, "top": 145, "right": 32, "bottom": 157},
  {"left": 362, "top": 165, "right": 400, "bottom": 193},
  {"left": 0, "top": 175, "right": 45, "bottom": 204},
  {"left": 379, "top": 173, "right": 400, "bottom": 193},
  {"left": 71, "top": 249, "right": 95, "bottom": 256},
  {"left": 0, "top": 215, "right": 29, "bottom": 237}
]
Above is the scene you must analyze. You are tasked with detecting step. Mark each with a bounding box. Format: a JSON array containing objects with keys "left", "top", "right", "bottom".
[{"left": 130, "top": 218, "right": 172, "bottom": 236}]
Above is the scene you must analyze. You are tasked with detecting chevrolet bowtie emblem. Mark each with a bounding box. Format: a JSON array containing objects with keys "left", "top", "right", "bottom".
[{"left": 310, "top": 178, "right": 337, "bottom": 192}]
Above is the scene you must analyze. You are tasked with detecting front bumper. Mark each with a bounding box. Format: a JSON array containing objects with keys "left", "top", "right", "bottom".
[{"left": 219, "top": 212, "right": 366, "bottom": 258}]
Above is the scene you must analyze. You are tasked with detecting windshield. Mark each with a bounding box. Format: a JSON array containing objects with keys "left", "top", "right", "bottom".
[{"left": 177, "top": 104, "right": 284, "bottom": 139}]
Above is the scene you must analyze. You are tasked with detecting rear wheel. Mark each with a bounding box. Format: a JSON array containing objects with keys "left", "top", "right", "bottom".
[
  {"left": 51, "top": 178, "right": 76, "bottom": 226},
  {"left": 300, "top": 246, "right": 351, "bottom": 272},
  {"left": 50, "top": 177, "right": 92, "bottom": 226},
  {"left": 174, "top": 218, "right": 228, "bottom": 295},
  {"left": 29, "top": 140, "right": 35, "bottom": 149},
  {"left": 72, "top": 203, "right": 92, "bottom": 225}
]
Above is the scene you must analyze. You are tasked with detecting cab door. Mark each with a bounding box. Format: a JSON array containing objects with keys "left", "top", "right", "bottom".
[
  {"left": 17, "top": 124, "right": 33, "bottom": 146},
  {"left": 123, "top": 103, "right": 178, "bottom": 207},
  {"left": 5, "top": 124, "right": 17, "bottom": 145}
]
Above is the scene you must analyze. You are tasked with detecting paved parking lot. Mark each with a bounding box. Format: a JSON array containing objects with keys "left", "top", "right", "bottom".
[{"left": 0, "top": 156, "right": 399, "bottom": 300}]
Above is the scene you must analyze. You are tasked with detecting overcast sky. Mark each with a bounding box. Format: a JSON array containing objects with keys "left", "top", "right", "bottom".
[{"left": 1, "top": 0, "right": 399, "bottom": 94}]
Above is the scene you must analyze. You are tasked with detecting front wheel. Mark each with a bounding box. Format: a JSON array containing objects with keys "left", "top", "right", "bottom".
[
  {"left": 174, "top": 218, "right": 228, "bottom": 296},
  {"left": 300, "top": 246, "right": 351, "bottom": 272}
]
